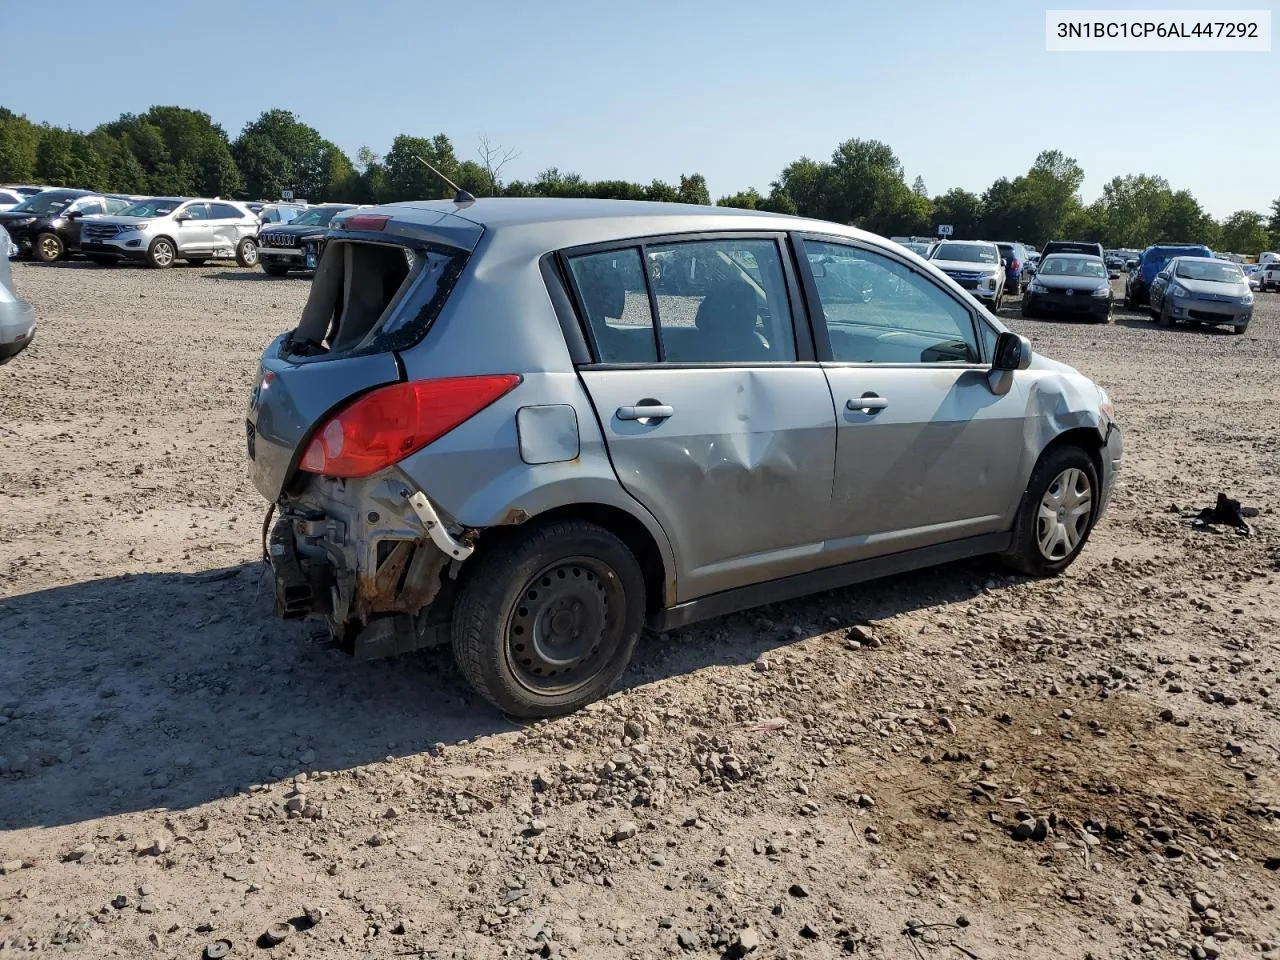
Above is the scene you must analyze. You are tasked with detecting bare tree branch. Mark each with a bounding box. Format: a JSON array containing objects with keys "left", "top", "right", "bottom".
[{"left": 478, "top": 135, "right": 520, "bottom": 196}]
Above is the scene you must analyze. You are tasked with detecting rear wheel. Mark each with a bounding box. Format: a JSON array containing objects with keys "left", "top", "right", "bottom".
[
  {"left": 1001, "top": 445, "right": 1099, "bottom": 577},
  {"left": 235, "top": 238, "right": 258, "bottom": 268},
  {"left": 451, "top": 519, "right": 646, "bottom": 717},
  {"left": 147, "top": 237, "right": 176, "bottom": 268},
  {"left": 34, "top": 232, "right": 64, "bottom": 262}
]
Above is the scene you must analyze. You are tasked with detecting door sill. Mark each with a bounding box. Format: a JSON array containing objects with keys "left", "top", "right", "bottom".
[{"left": 649, "top": 532, "right": 1011, "bottom": 631}]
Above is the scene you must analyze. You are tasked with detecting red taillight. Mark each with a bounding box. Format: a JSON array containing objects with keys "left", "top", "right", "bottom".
[
  {"left": 343, "top": 214, "right": 390, "bottom": 231},
  {"left": 1010, "top": 259, "right": 1020, "bottom": 271},
  {"left": 299, "top": 375, "right": 521, "bottom": 477}
]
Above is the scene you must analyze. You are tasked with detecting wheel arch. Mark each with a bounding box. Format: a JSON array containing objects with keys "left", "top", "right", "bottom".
[
  {"left": 1032, "top": 426, "right": 1104, "bottom": 489},
  {"left": 470, "top": 501, "right": 672, "bottom": 616}
]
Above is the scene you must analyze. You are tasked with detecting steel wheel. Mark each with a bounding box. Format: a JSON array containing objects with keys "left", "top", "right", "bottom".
[
  {"left": 505, "top": 556, "right": 623, "bottom": 697},
  {"left": 236, "top": 238, "right": 258, "bottom": 267},
  {"left": 1037, "top": 467, "right": 1093, "bottom": 561}
]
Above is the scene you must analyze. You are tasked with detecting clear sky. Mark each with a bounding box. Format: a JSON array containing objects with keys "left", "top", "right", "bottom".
[{"left": 4, "top": 0, "right": 1276, "bottom": 217}]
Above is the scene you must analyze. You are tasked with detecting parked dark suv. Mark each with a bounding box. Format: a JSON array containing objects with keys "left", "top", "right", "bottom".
[
  {"left": 257, "top": 203, "right": 355, "bottom": 275},
  {"left": 1041, "top": 240, "right": 1105, "bottom": 262},
  {"left": 0, "top": 188, "right": 135, "bottom": 262},
  {"left": 995, "top": 242, "right": 1034, "bottom": 295}
]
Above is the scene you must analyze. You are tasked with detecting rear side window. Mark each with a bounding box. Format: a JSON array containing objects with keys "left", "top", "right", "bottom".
[
  {"left": 567, "top": 237, "right": 797, "bottom": 364},
  {"left": 210, "top": 203, "right": 243, "bottom": 220},
  {"left": 286, "top": 240, "right": 467, "bottom": 359}
]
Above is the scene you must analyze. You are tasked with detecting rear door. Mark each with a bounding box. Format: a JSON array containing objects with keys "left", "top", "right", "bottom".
[
  {"left": 797, "top": 234, "right": 1027, "bottom": 564},
  {"left": 564, "top": 235, "right": 837, "bottom": 601},
  {"left": 208, "top": 202, "right": 248, "bottom": 255}
]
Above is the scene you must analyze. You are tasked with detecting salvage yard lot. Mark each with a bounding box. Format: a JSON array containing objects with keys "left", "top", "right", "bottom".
[{"left": 2, "top": 262, "right": 1278, "bottom": 959}]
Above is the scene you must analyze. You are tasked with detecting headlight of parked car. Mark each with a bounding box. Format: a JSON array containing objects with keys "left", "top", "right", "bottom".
[
  {"left": 1240, "top": 292, "right": 1254, "bottom": 304},
  {"left": 130, "top": 220, "right": 152, "bottom": 232},
  {"left": 1029, "top": 281, "right": 1048, "bottom": 294},
  {"left": 1098, "top": 387, "right": 1115, "bottom": 421},
  {"left": 1171, "top": 284, "right": 1190, "bottom": 298},
  {"left": 1091, "top": 286, "right": 1110, "bottom": 297},
  {"left": 11, "top": 217, "right": 36, "bottom": 227}
]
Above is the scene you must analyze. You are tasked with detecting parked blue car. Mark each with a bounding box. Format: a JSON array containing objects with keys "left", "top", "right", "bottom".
[{"left": 1124, "top": 244, "right": 1213, "bottom": 307}]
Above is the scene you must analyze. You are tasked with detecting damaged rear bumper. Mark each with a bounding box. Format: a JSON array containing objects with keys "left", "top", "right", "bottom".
[{"left": 266, "top": 475, "right": 473, "bottom": 659}]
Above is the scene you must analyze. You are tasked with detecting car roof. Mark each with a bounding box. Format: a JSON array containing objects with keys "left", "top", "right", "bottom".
[
  {"left": 1043, "top": 252, "right": 1104, "bottom": 261},
  {"left": 349, "top": 197, "right": 900, "bottom": 254},
  {"left": 37, "top": 188, "right": 93, "bottom": 199}
]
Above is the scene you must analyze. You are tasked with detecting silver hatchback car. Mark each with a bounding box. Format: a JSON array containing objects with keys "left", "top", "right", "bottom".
[{"left": 247, "top": 199, "right": 1122, "bottom": 717}]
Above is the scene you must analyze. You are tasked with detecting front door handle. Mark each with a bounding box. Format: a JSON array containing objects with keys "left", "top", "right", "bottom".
[
  {"left": 847, "top": 394, "right": 889, "bottom": 413},
  {"left": 617, "top": 404, "right": 674, "bottom": 421}
]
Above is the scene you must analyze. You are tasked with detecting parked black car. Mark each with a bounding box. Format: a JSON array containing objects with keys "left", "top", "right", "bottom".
[
  {"left": 1021, "top": 253, "right": 1113, "bottom": 323},
  {"left": 1041, "top": 240, "right": 1105, "bottom": 262},
  {"left": 0, "top": 189, "right": 134, "bottom": 262},
  {"left": 256, "top": 203, "right": 355, "bottom": 275}
]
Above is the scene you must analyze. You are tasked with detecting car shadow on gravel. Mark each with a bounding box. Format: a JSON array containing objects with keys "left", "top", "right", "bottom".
[
  {"left": 0, "top": 563, "right": 516, "bottom": 831},
  {"left": 204, "top": 271, "right": 304, "bottom": 282},
  {"left": 1111, "top": 316, "right": 1237, "bottom": 335},
  {"left": 0, "top": 556, "right": 1005, "bottom": 831}
]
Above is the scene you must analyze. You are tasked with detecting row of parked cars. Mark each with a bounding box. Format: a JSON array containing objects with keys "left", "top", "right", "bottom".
[{"left": 0, "top": 184, "right": 353, "bottom": 276}]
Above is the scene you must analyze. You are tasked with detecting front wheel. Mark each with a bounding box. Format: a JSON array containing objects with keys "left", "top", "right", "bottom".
[
  {"left": 451, "top": 519, "right": 646, "bottom": 718},
  {"left": 1158, "top": 299, "right": 1173, "bottom": 326},
  {"left": 235, "top": 238, "right": 258, "bottom": 268},
  {"left": 1001, "top": 445, "right": 1099, "bottom": 577},
  {"left": 146, "top": 237, "right": 176, "bottom": 268},
  {"left": 34, "top": 232, "right": 64, "bottom": 262}
]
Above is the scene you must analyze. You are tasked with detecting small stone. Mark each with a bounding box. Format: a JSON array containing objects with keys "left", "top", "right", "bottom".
[
  {"left": 1012, "top": 822, "right": 1035, "bottom": 841},
  {"left": 1263, "top": 857, "right": 1280, "bottom": 871},
  {"left": 112, "top": 894, "right": 129, "bottom": 909},
  {"left": 148, "top": 932, "right": 163, "bottom": 949},
  {"left": 263, "top": 922, "right": 292, "bottom": 946},
  {"left": 800, "top": 924, "right": 822, "bottom": 939},
  {"left": 529, "top": 819, "right": 547, "bottom": 836},
  {"left": 1032, "top": 817, "right": 1050, "bottom": 842},
  {"left": 956, "top": 915, "right": 970, "bottom": 928},
  {"left": 384, "top": 806, "right": 400, "bottom": 819},
  {"left": 304, "top": 904, "right": 323, "bottom": 926},
  {"left": 611, "top": 822, "right": 638, "bottom": 842},
  {"left": 736, "top": 927, "right": 761, "bottom": 953},
  {"left": 1192, "top": 892, "right": 1212, "bottom": 913},
  {"left": 980, "top": 759, "right": 997, "bottom": 772},
  {"left": 788, "top": 883, "right": 810, "bottom": 898},
  {"left": 624, "top": 720, "right": 645, "bottom": 740},
  {"left": 1164, "top": 845, "right": 1185, "bottom": 859},
  {"left": 677, "top": 929, "right": 697, "bottom": 950},
  {"left": 219, "top": 838, "right": 243, "bottom": 855},
  {"left": 137, "top": 899, "right": 156, "bottom": 914},
  {"left": 0, "top": 860, "right": 24, "bottom": 874},
  {"left": 1132, "top": 891, "right": 1144, "bottom": 905},
  {"left": 64, "top": 843, "right": 96, "bottom": 862},
  {"left": 204, "top": 941, "right": 232, "bottom": 960}
]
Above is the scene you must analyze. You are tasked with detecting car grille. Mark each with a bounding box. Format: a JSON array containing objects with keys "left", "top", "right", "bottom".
[
  {"left": 1188, "top": 309, "right": 1234, "bottom": 322},
  {"left": 1194, "top": 292, "right": 1235, "bottom": 303},
  {"left": 260, "top": 233, "right": 297, "bottom": 248},
  {"left": 84, "top": 223, "right": 125, "bottom": 241}
]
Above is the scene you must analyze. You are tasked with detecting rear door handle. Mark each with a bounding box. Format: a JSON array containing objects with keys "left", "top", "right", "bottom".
[
  {"left": 617, "top": 404, "right": 674, "bottom": 421},
  {"left": 847, "top": 395, "right": 889, "bottom": 413}
]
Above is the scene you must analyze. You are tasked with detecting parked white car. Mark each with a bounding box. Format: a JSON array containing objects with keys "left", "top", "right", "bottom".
[
  {"left": 80, "top": 197, "right": 260, "bottom": 268},
  {"left": 928, "top": 240, "right": 1006, "bottom": 309},
  {"left": 0, "top": 188, "right": 25, "bottom": 213}
]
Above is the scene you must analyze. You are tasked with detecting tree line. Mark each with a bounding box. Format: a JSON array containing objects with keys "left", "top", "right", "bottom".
[{"left": 3, "top": 105, "right": 1278, "bottom": 254}]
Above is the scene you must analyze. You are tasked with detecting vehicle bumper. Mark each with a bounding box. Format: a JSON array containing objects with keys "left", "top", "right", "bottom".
[
  {"left": 0, "top": 297, "right": 37, "bottom": 364},
  {"left": 258, "top": 247, "right": 305, "bottom": 263},
  {"left": 1166, "top": 299, "right": 1252, "bottom": 327},
  {"left": 81, "top": 237, "right": 149, "bottom": 260},
  {"left": 1025, "top": 292, "right": 1111, "bottom": 318},
  {"left": 1097, "top": 422, "right": 1123, "bottom": 520},
  {"left": 266, "top": 473, "right": 471, "bottom": 659}
]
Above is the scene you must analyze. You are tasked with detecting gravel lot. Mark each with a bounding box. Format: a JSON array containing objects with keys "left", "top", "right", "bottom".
[{"left": 1, "top": 261, "right": 1278, "bottom": 960}]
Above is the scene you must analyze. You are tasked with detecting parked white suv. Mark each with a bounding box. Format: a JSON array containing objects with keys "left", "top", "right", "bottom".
[{"left": 81, "top": 197, "right": 260, "bottom": 268}]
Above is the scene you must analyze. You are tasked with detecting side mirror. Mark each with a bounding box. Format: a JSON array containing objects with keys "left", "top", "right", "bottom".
[
  {"left": 993, "top": 331, "right": 1032, "bottom": 371},
  {"left": 174, "top": 215, "right": 188, "bottom": 223},
  {"left": 1000, "top": 258, "right": 1007, "bottom": 267},
  {"left": 66, "top": 210, "right": 83, "bottom": 220}
]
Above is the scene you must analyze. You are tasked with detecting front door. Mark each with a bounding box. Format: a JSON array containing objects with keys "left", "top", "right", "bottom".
[
  {"left": 175, "top": 202, "right": 212, "bottom": 254},
  {"left": 797, "top": 236, "right": 1028, "bottom": 564},
  {"left": 566, "top": 237, "right": 836, "bottom": 601}
]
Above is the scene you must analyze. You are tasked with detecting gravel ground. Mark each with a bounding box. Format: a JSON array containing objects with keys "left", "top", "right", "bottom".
[{"left": 1, "top": 261, "right": 1278, "bottom": 960}]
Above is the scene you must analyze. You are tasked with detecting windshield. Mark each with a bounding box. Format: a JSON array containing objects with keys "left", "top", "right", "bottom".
[
  {"left": 934, "top": 242, "right": 998, "bottom": 264},
  {"left": 288, "top": 207, "right": 345, "bottom": 227},
  {"left": 899, "top": 241, "right": 931, "bottom": 256},
  {"left": 11, "top": 193, "right": 75, "bottom": 215},
  {"left": 1175, "top": 260, "right": 1243, "bottom": 283},
  {"left": 119, "top": 197, "right": 184, "bottom": 218},
  {"left": 1040, "top": 256, "right": 1107, "bottom": 278}
]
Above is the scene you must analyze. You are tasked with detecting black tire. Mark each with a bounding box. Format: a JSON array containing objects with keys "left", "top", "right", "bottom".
[
  {"left": 1009, "top": 280, "right": 1020, "bottom": 296},
  {"left": 261, "top": 263, "right": 290, "bottom": 277},
  {"left": 1157, "top": 299, "right": 1173, "bottom": 326},
  {"left": 1231, "top": 323, "right": 1247, "bottom": 335},
  {"left": 33, "top": 232, "right": 64, "bottom": 263},
  {"left": 1020, "top": 297, "right": 1034, "bottom": 319},
  {"left": 451, "top": 519, "right": 646, "bottom": 718},
  {"left": 146, "top": 237, "right": 176, "bottom": 269},
  {"left": 184, "top": 257, "right": 209, "bottom": 266},
  {"left": 235, "top": 238, "right": 258, "bottom": 268},
  {"left": 1001, "top": 444, "right": 1100, "bottom": 577},
  {"left": 85, "top": 255, "right": 116, "bottom": 266}
]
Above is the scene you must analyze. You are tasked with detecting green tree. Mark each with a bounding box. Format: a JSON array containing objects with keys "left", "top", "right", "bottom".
[
  {"left": 88, "top": 130, "right": 148, "bottom": 194},
  {"left": 1156, "top": 190, "right": 1218, "bottom": 247},
  {"left": 717, "top": 187, "right": 764, "bottom": 210},
  {"left": 384, "top": 133, "right": 460, "bottom": 201},
  {"left": 1097, "top": 174, "right": 1171, "bottom": 248},
  {"left": 0, "top": 108, "right": 42, "bottom": 182},
  {"left": 677, "top": 173, "right": 711, "bottom": 206},
  {"left": 233, "top": 110, "right": 348, "bottom": 201},
  {"left": 33, "top": 128, "right": 106, "bottom": 189},
  {"left": 1266, "top": 197, "right": 1280, "bottom": 250},
  {"left": 931, "top": 188, "right": 983, "bottom": 239},
  {"left": 911, "top": 175, "right": 928, "bottom": 198},
  {"left": 1218, "top": 210, "right": 1269, "bottom": 255},
  {"left": 142, "top": 106, "right": 240, "bottom": 197}
]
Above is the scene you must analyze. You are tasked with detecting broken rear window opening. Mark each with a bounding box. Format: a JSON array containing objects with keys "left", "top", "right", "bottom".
[{"left": 285, "top": 239, "right": 468, "bottom": 360}]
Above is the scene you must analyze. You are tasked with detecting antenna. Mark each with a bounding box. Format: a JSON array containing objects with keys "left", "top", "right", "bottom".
[{"left": 413, "top": 154, "right": 476, "bottom": 204}]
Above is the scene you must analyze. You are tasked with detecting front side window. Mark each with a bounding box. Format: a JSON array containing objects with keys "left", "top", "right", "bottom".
[
  {"left": 803, "top": 239, "right": 980, "bottom": 364},
  {"left": 646, "top": 238, "right": 796, "bottom": 363},
  {"left": 68, "top": 198, "right": 104, "bottom": 215}
]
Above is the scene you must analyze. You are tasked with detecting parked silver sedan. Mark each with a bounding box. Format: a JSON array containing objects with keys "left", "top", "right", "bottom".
[
  {"left": 247, "top": 199, "right": 1122, "bottom": 716},
  {"left": 1149, "top": 256, "right": 1254, "bottom": 333},
  {"left": 0, "top": 226, "right": 36, "bottom": 364}
]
